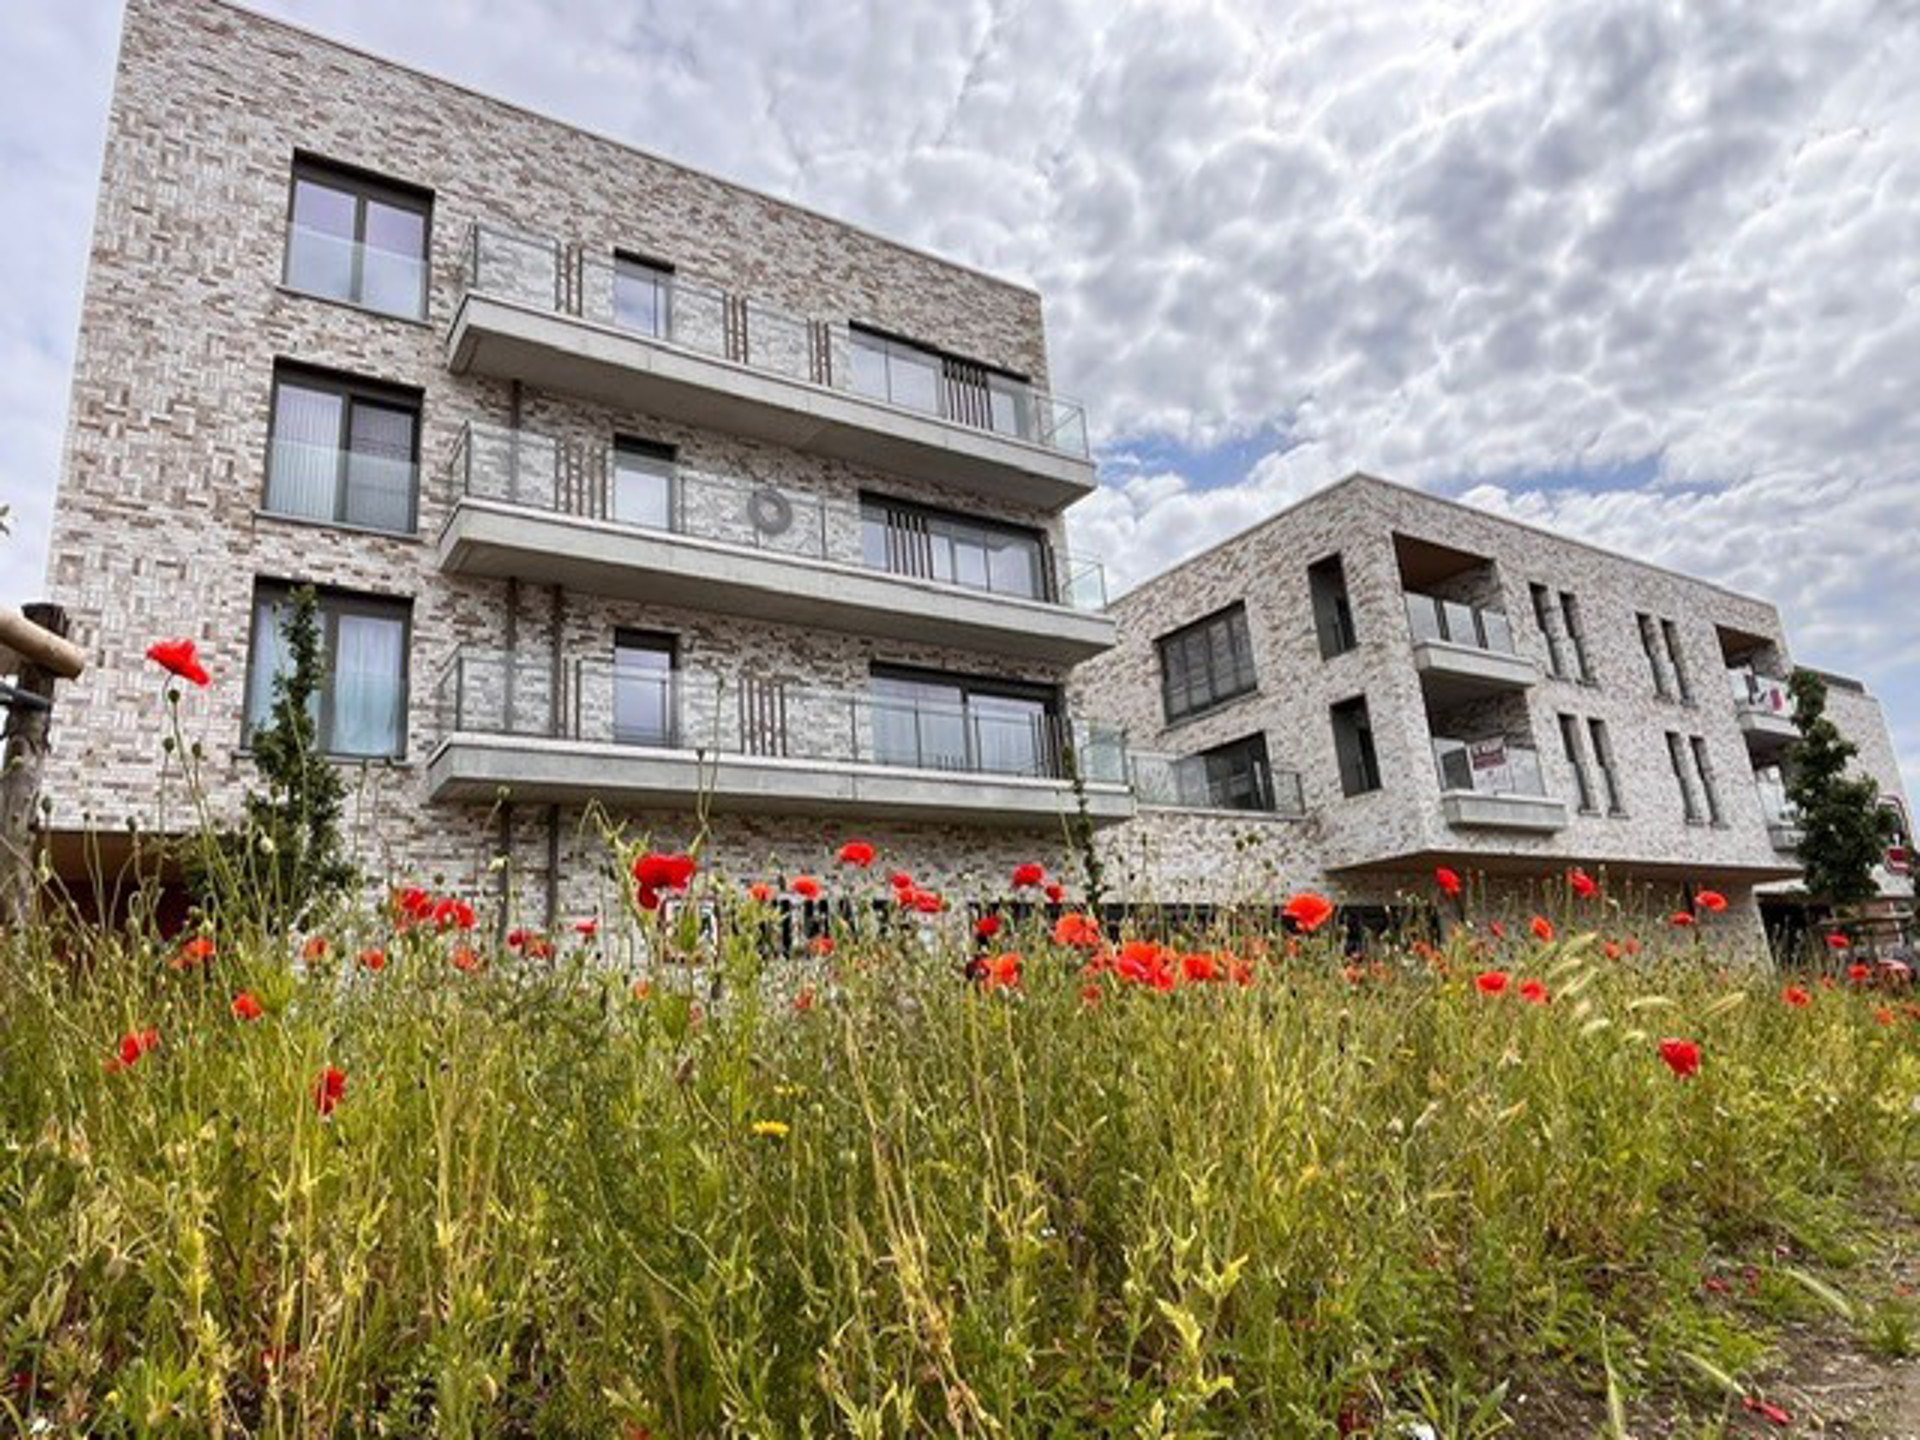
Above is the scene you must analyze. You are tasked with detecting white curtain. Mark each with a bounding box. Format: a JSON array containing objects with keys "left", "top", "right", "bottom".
[
  {"left": 267, "top": 384, "right": 343, "bottom": 522},
  {"left": 332, "top": 613, "right": 405, "bottom": 757}
]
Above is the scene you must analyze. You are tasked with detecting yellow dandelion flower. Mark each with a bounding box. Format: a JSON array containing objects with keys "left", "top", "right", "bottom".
[{"left": 750, "top": 1120, "right": 790, "bottom": 1139}]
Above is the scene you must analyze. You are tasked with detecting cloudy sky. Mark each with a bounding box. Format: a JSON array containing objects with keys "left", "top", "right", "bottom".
[{"left": 4, "top": 0, "right": 1918, "bottom": 791}]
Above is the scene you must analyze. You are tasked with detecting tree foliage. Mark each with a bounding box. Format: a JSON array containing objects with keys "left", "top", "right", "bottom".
[{"left": 1785, "top": 670, "right": 1888, "bottom": 908}]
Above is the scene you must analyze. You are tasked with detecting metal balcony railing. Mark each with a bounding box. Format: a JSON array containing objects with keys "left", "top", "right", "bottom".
[
  {"left": 1729, "top": 667, "right": 1792, "bottom": 717},
  {"left": 1405, "top": 593, "right": 1516, "bottom": 655},
  {"left": 266, "top": 436, "right": 418, "bottom": 534},
  {"left": 460, "top": 223, "right": 1091, "bottom": 459},
  {"left": 443, "top": 421, "right": 1107, "bottom": 610},
  {"left": 284, "top": 222, "right": 429, "bottom": 320},
  {"left": 431, "top": 650, "right": 1128, "bottom": 786},
  {"left": 1432, "top": 737, "right": 1548, "bottom": 798},
  {"left": 1128, "top": 750, "right": 1306, "bottom": 816}
]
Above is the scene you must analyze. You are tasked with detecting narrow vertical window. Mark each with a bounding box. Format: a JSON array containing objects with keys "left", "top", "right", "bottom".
[
  {"left": 610, "top": 437, "right": 676, "bottom": 531},
  {"left": 1688, "top": 735, "right": 1722, "bottom": 825},
  {"left": 1661, "top": 619, "right": 1692, "bottom": 703},
  {"left": 613, "top": 629, "right": 677, "bottom": 746},
  {"left": 1587, "top": 718, "right": 1623, "bottom": 815},
  {"left": 613, "top": 254, "right": 673, "bottom": 338},
  {"left": 1308, "top": 555, "right": 1357, "bottom": 659},
  {"left": 1330, "top": 696, "right": 1381, "bottom": 797},
  {"left": 1557, "top": 713, "right": 1595, "bottom": 812},
  {"left": 1666, "top": 730, "right": 1701, "bottom": 823},
  {"left": 1638, "top": 614, "right": 1670, "bottom": 698},
  {"left": 1531, "top": 584, "right": 1567, "bottom": 678},
  {"left": 1559, "top": 592, "right": 1592, "bottom": 682}
]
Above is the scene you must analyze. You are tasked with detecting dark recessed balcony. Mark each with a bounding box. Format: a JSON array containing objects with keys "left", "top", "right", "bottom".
[
  {"left": 1405, "top": 593, "right": 1537, "bottom": 700},
  {"left": 1728, "top": 668, "right": 1798, "bottom": 758},
  {"left": 446, "top": 225, "right": 1096, "bottom": 509}
]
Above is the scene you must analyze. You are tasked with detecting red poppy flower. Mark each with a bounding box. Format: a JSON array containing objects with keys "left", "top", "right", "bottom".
[
  {"left": 793, "top": 987, "right": 816, "bottom": 1013},
  {"left": 1658, "top": 1037, "right": 1702, "bottom": 1078},
  {"left": 633, "top": 851, "right": 697, "bottom": 910},
  {"left": 975, "top": 914, "right": 1003, "bottom": 941},
  {"left": 906, "top": 887, "right": 944, "bottom": 914},
  {"left": 314, "top": 1066, "right": 347, "bottom": 1116},
  {"left": 574, "top": 918, "right": 599, "bottom": 938},
  {"left": 1434, "top": 866, "right": 1463, "bottom": 898},
  {"left": 836, "top": 840, "right": 876, "bottom": 868},
  {"left": 451, "top": 945, "right": 481, "bottom": 973},
  {"left": 1875, "top": 1005, "right": 1896, "bottom": 1026},
  {"left": 1742, "top": 1396, "right": 1792, "bottom": 1427},
  {"left": 748, "top": 881, "right": 776, "bottom": 904},
  {"left": 358, "top": 947, "right": 387, "bottom": 972},
  {"left": 1053, "top": 912, "right": 1103, "bottom": 949},
  {"left": 303, "top": 936, "right": 330, "bottom": 961},
  {"left": 1182, "top": 952, "right": 1220, "bottom": 984},
  {"left": 1011, "top": 862, "right": 1047, "bottom": 889},
  {"left": 107, "top": 1027, "right": 160, "bottom": 1072},
  {"left": 169, "top": 935, "right": 216, "bottom": 971},
  {"left": 1519, "top": 978, "right": 1550, "bottom": 1004},
  {"left": 811, "top": 935, "right": 836, "bottom": 956},
  {"left": 1490, "top": 920, "right": 1508, "bottom": 940},
  {"left": 791, "top": 875, "right": 822, "bottom": 901},
  {"left": 231, "top": 991, "right": 264, "bottom": 1021},
  {"left": 1529, "top": 916, "right": 1555, "bottom": 943},
  {"left": 1826, "top": 932, "right": 1851, "bottom": 951},
  {"left": 982, "top": 951, "right": 1023, "bottom": 990},
  {"left": 1848, "top": 962, "right": 1871, "bottom": 983},
  {"left": 1603, "top": 941, "right": 1622, "bottom": 961},
  {"left": 432, "top": 897, "right": 476, "bottom": 932},
  {"left": 1283, "top": 891, "right": 1335, "bottom": 934},
  {"left": 1475, "top": 969, "right": 1510, "bottom": 996},
  {"left": 1044, "top": 882, "right": 1065, "bottom": 904},
  {"left": 1568, "top": 868, "right": 1598, "bottom": 900},
  {"left": 632, "top": 979, "right": 653, "bottom": 1001},
  {"left": 1695, "top": 889, "right": 1727, "bottom": 913},
  {"left": 887, "top": 871, "right": 914, "bottom": 891},
  {"left": 1782, "top": 984, "right": 1812, "bottom": 1008},
  {"left": 146, "top": 637, "right": 210, "bottom": 687},
  {"left": 1670, "top": 911, "right": 1696, "bottom": 928}
]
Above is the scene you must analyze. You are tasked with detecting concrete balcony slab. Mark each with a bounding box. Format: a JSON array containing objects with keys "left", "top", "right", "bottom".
[
  {"left": 1439, "top": 791, "right": 1569, "bottom": 833},
  {"left": 427, "top": 732, "right": 1135, "bottom": 828},
  {"left": 1412, "top": 640, "right": 1538, "bottom": 702},
  {"left": 448, "top": 294, "right": 1097, "bottom": 510}
]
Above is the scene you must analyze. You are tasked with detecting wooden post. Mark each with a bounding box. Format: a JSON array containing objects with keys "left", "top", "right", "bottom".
[{"left": 1, "top": 603, "right": 74, "bottom": 925}]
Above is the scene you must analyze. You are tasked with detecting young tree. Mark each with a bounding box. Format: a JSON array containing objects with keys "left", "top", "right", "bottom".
[
  {"left": 1785, "top": 670, "right": 1889, "bottom": 909},
  {"left": 236, "top": 584, "right": 354, "bottom": 919}
]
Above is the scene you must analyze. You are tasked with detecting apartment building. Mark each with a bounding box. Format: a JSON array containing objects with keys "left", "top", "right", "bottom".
[
  {"left": 1074, "top": 474, "right": 1915, "bottom": 950},
  {"left": 38, "top": 0, "right": 1126, "bottom": 925}
]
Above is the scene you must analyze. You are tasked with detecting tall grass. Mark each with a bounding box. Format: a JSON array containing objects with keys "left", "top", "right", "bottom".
[{"left": 3, "top": 866, "right": 1918, "bottom": 1436}]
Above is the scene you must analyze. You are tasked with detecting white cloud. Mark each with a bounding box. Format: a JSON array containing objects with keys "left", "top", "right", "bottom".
[{"left": 5, "top": 0, "right": 1919, "bottom": 797}]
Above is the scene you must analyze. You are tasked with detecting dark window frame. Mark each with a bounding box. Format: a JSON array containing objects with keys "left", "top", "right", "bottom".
[
  {"left": 612, "top": 251, "right": 676, "bottom": 338},
  {"left": 1195, "top": 732, "right": 1276, "bottom": 812},
  {"left": 1661, "top": 618, "right": 1693, "bottom": 703},
  {"left": 609, "top": 434, "right": 679, "bottom": 530},
  {"left": 1587, "top": 717, "right": 1625, "bottom": 815},
  {"left": 264, "top": 360, "right": 423, "bottom": 534},
  {"left": 1559, "top": 591, "right": 1594, "bottom": 683},
  {"left": 1530, "top": 583, "right": 1568, "bottom": 678},
  {"left": 1330, "top": 694, "right": 1382, "bottom": 797},
  {"left": 1557, "top": 712, "right": 1596, "bottom": 813},
  {"left": 1687, "top": 733, "right": 1722, "bottom": 825},
  {"left": 244, "top": 579, "right": 412, "bottom": 760},
  {"left": 859, "top": 492, "right": 1053, "bottom": 602},
  {"left": 1157, "top": 604, "right": 1259, "bottom": 724},
  {"left": 612, "top": 627, "right": 679, "bottom": 747},
  {"left": 282, "top": 154, "right": 433, "bottom": 319},
  {"left": 867, "top": 661, "right": 1064, "bottom": 778},
  {"left": 1308, "top": 554, "right": 1358, "bottom": 660},
  {"left": 1666, "top": 730, "right": 1702, "bottom": 823}
]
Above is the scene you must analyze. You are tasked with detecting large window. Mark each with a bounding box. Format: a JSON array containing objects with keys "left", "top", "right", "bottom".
[
  {"left": 613, "top": 254, "right": 672, "bottom": 338},
  {"left": 1308, "top": 555, "right": 1357, "bottom": 659},
  {"left": 868, "top": 666, "right": 1059, "bottom": 778},
  {"left": 850, "top": 329, "right": 942, "bottom": 414},
  {"left": 265, "top": 364, "right": 420, "bottom": 534},
  {"left": 860, "top": 497, "right": 1048, "bottom": 601},
  {"left": 245, "top": 582, "right": 409, "bottom": 759},
  {"left": 611, "top": 437, "right": 675, "bottom": 531},
  {"left": 1195, "top": 733, "right": 1275, "bottom": 811},
  {"left": 1330, "top": 695, "right": 1382, "bottom": 797},
  {"left": 613, "top": 629, "right": 676, "bottom": 746},
  {"left": 1157, "top": 604, "right": 1258, "bottom": 723},
  {"left": 283, "top": 158, "right": 430, "bottom": 320},
  {"left": 847, "top": 326, "right": 1034, "bottom": 441}
]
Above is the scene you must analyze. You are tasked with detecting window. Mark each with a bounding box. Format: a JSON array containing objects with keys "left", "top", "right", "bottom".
[
  {"left": 849, "top": 328, "right": 942, "bottom": 415},
  {"left": 1557, "top": 713, "right": 1595, "bottom": 812},
  {"left": 613, "top": 630, "right": 676, "bottom": 746},
  {"left": 1559, "top": 593, "right": 1593, "bottom": 682},
  {"left": 1637, "top": 613, "right": 1670, "bottom": 698},
  {"left": 1661, "top": 619, "right": 1692, "bottom": 703},
  {"left": 265, "top": 363, "right": 419, "bottom": 534},
  {"left": 1195, "top": 733, "right": 1275, "bottom": 811},
  {"left": 1308, "top": 555, "right": 1357, "bottom": 659},
  {"left": 1158, "top": 605, "right": 1258, "bottom": 723},
  {"left": 1666, "top": 730, "right": 1701, "bottom": 823},
  {"left": 1587, "top": 718, "right": 1624, "bottom": 815},
  {"left": 860, "top": 496, "right": 1048, "bottom": 601},
  {"left": 611, "top": 437, "right": 675, "bottom": 531},
  {"left": 1688, "top": 735, "right": 1722, "bottom": 825},
  {"left": 1330, "top": 696, "right": 1382, "bottom": 797},
  {"left": 613, "top": 254, "right": 672, "bottom": 338},
  {"left": 869, "top": 665, "right": 1060, "bottom": 778},
  {"left": 1531, "top": 584, "right": 1568, "bottom": 678},
  {"left": 283, "top": 158, "right": 430, "bottom": 319},
  {"left": 245, "top": 582, "right": 409, "bottom": 758}
]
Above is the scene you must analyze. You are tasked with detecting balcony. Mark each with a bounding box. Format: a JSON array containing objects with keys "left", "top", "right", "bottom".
[
  {"left": 1432, "top": 737, "right": 1567, "bottom": 832},
  {"left": 1729, "top": 668, "right": 1798, "bottom": 757},
  {"left": 1129, "top": 750, "right": 1306, "bottom": 817},
  {"left": 446, "top": 225, "right": 1096, "bottom": 508},
  {"left": 1405, "top": 593, "right": 1536, "bottom": 701},
  {"left": 436, "top": 424, "right": 1114, "bottom": 663},
  {"left": 426, "top": 651, "right": 1134, "bottom": 827}
]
